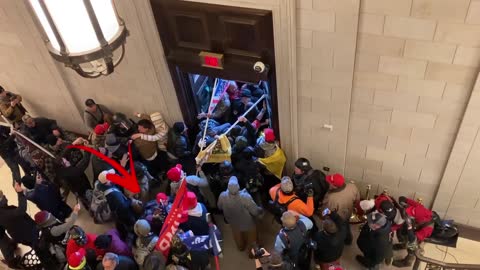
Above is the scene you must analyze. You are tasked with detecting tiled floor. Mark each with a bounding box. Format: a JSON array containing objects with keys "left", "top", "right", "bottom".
[{"left": 0, "top": 160, "right": 479, "bottom": 269}]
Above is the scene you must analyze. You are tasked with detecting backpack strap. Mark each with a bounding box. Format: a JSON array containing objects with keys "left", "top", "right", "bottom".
[
  {"left": 85, "top": 106, "right": 104, "bottom": 125},
  {"left": 279, "top": 229, "right": 290, "bottom": 250},
  {"left": 104, "top": 187, "right": 118, "bottom": 196},
  {"left": 283, "top": 196, "right": 299, "bottom": 208}
]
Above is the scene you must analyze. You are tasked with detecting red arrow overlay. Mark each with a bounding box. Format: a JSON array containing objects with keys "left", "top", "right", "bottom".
[{"left": 67, "top": 142, "right": 140, "bottom": 193}]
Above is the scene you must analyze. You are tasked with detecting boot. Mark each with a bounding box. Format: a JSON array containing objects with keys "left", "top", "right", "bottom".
[
  {"left": 392, "top": 253, "right": 415, "bottom": 267},
  {"left": 393, "top": 242, "right": 406, "bottom": 250}
]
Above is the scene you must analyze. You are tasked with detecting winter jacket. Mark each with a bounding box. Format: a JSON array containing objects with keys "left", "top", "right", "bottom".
[
  {"left": 217, "top": 176, "right": 263, "bottom": 231},
  {"left": 83, "top": 104, "right": 112, "bottom": 132},
  {"left": 105, "top": 229, "right": 133, "bottom": 257},
  {"left": 40, "top": 212, "right": 78, "bottom": 239},
  {"left": 269, "top": 184, "right": 314, "bottom": 217},
  {"left": 0, "top": 126, "right": 17, "bottom": 158},
  {"left": 274, "top": 215, "right": 313, "bottom": 259},
  {"left": 322, "top": 183, "right": 360, "bottom": 221},
  {"left": 57, "top": 151, "right": 92, "bottom": 197},
  {"left": 174, "top": 135, "right": 191, "bottom": 158},
  {"left": 134, "top": 128, "right": 158, "bottom": 161},
  {"left": 97, "top": 183, "right": 135, "bottom": 225},
  {"left": 0, "top": 192, "right": 38, "bottom": 245},
  {"left": 66, "top": 234, "right": 104, "bottom": 260},
  {"left": 404, "top": 198, "right": 434, "bottom": 242},
  {"left": 0, "top": 92, "right": 25, "bottom": 123},
  {"left": 357, "top": 221, "right": 392, "bottom": 267},
  {"left": 233, "top": 152, "right": 263, "bottom": 193},
  {"left": 292, "top": 169, "right": 329, "bottom": 209},
  {"left": 25, "top": 180, "right": 72, "bottom": 221},
  {"left": 134, "top": 234, "right": 158, "bottom": 266},
  {"left": 179, "top": 203, "right": 210, "bottom": 236},
  {"left": 170, "top": 174, "right": 209, "bottom": 200},
  {"left": 23, "top": 117, "right": 58, "bottom": 144},
  {"left": 312, "top": 212, "right": 347, "bottom": 263}
]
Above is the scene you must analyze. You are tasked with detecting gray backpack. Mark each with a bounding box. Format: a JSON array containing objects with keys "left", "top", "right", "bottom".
[
  {"left": 90, "top": 186, "right": 118, "bottom": 224},
  {"left": 134, "top": 235, "right": 159, "bottom": 266}
]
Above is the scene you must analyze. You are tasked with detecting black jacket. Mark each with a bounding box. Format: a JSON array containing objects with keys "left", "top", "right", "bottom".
[
  {"left": 26, "top": 180, "right": 72, "bottom": 221},
  {"left": 0, "top": 192, "right": 38, "bottom": 245},
  {"left": 175, "top": 135, "right": 192, "bottom": 158},
  {"left": 292, "top": 170, "right": 328, "bottom": 209},
  {"left": 0, "top": 126, "right": 16, "bottom": 157},
  {"left": 357, "top": 222, "right": 392, "bottom": 266},
  {"left": 24, "top": 117, "right": 58, "bottom": 144},
  {"left": 313, "top": 212, "right": 347, "bottom": 263},
  {"left": 57, "top": 151, "right": 92, "bottom": 196}
]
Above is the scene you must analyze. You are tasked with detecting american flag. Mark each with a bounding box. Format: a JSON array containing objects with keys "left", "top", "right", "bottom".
[
  {"left": 208, "top": 79, "right": 229, "bottom": 114},
  {"left": 209, "top": 223, "right": 222, "bottom": 256}
]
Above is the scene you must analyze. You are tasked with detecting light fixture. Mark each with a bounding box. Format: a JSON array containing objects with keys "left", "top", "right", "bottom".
[{"left": 27, "top": 0, "right": 128, "bottom": 78}]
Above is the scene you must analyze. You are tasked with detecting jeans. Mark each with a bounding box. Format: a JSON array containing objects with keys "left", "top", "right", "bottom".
[{"left": 2, "top": 154, "right": 22, "bottom": 185}]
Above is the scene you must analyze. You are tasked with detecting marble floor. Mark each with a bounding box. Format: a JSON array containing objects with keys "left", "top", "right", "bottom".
[{"left": 0, "top": 159, "right": 478, "bottom": 270}]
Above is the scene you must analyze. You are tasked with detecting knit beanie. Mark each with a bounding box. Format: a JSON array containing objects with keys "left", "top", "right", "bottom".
[
  {"left": 281, "top": 211, "right": 298, "bottom": 229},
  {"left": 367, "top": 212, "right": 387, "bottom": 228},
  {"left": 68, "top": 248, "right": 86, "bottom": 270},
  {"left": 34, "top": 211, "right": 51, "bottom": 226},
  {"left": 280, "top": 176, "right": 294, "bottom": 194},
  {"left": 134, "top": 219, "right": 151, "bottom": 237},
  {"left": 94, "top": 123, "right": 109, "bottom": 135},
  {"left": 156, "top": 193, "right": 168, "bottom": 204},
  {"left": 359, "top": 199, "right": 375, "bottom": 211},
  {"left": 21, "top": 175, "right": 36, "bottom": 190},
  {"left": 167, "top": 164, "right": 183, "bottom": 182},
  {"left": 173, "top": 122, "right": 185, "bottom": 134},
  {"left": 264, "top": 128, "right": 275, "bottom": 143},
  {"left": 98, "top": 169, "right": 115, "bottom": 184}
]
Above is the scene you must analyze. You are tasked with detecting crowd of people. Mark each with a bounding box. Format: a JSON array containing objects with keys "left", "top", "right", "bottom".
[{"left": 0, "top": 83, "right": 437, "bottom": 270}]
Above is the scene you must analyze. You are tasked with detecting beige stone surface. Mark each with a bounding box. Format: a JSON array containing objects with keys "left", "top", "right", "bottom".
[
  {"left": 354, "top": 53, "right": 380, "bottom": 72},
  {"left": 357, "top": 33, "right": 405, "bottom": 56},
  {"left": 384, "top": 16, "right": 437, "bottom": 41},
  {"left": 466, "top": 0, "right": 480, "bottom": 24},
  {"left": 373, "top": 89, "right": 419, "bottom": 111},
  {"left": 411, "top": 0, "right": 470, "bottom": 23},
  {"left": 435, "top": 23, "right": 480, "bottom": 46},
  {"left": 391, "top": 110, "right": 437, "bottom": 128},
  {"left": 378, "top": 55, "right": 428, "bottom": 78},
  {"left": 297, "top": 9, "right": 336, "bottom": 32},
  {"left": 313, "top": 0, "right": 360, "bottom": 13},
  {"left": 454, "top": 46, "right": 480, "bottom": 67},
  {"left": 296, "top": 0, "right": 313, "bottom": 9},
  {"left": 397, "top": 77, "right": 446, "bottom": 98},
  {"left": 296, "top": 29, "right": 313, "bottom": 48},
  {"left": 425, "top": 63, "right": 478, "bottom": 84},
  {"left": 353, "top": 71, "right": 398, "bottom": 90},
  {"left": 360, "top": 0, "right": 413, "bottom": 16},
  {"left": 404, "top": 40, "right": 457, "bottom": 63},
  {"left": 358, "top": 13, "right": 385, "bottom": 35}
]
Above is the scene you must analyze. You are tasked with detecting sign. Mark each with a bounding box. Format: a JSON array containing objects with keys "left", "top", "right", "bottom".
[{"left": 199, "top": 51, "right": 224, "bottom": 69}]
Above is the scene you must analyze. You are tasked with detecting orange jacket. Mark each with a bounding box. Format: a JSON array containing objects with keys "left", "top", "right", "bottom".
[{"left": 269, "top": 184, "right": 314, "bottom": 217}]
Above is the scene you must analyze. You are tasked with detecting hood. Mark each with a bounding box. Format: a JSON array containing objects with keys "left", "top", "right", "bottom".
[
  {"left": 228, "top": 176, "right": 240, "bottom": 195},
  {"left": 260, "top": 140, "right": 276, "bottom": 151},
  {"left": 187, "top": 203, "right": 203, "bottom": 217}
]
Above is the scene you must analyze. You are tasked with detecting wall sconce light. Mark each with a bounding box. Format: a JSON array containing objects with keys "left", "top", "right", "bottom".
[{"left": 27, "top": 0, "right": 128, "bottom": 78}]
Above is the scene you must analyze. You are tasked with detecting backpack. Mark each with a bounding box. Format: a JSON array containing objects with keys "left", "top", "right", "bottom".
[
  {"left": 36, "top": 226, "right": 66, "bottom": 268},
  {"left": 90, "top": 187, "right": 118, "bottom": 224},
  {"left": 279, "top": 224, "right": 309, "bottom": 268},
  {"left": 269, "top": 188, "right": 299, "bottom": 224},
  {"left": 134, "top": 235, "right": 158, "bottom": 265}
]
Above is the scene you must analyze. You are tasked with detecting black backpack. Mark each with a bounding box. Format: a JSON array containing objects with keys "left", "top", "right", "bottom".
[{"left": 269, "top": 188, "right": 299, "bottom": 224}]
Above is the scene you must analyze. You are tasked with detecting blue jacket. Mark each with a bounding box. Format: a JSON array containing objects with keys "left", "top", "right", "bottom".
[{"left": 26, "top": 180, "right": 71, "bottom": 221}]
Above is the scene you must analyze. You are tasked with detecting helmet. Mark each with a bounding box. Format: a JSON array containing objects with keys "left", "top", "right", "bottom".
[
  {"left": 68, "top": 225, "right": 87, "bottom": 246},
  {"left": 219, "top": 160, "right": 233, "bottom": 176},
  {"left": 112, "top": 112, "right": 134, "bottom": 131}
]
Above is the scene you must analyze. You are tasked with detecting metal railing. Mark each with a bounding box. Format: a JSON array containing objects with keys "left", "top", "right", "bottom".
[{"left": 413, "top": 249, "right": 480, "bottom": 270}]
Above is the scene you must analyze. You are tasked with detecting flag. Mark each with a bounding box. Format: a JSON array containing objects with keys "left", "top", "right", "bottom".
[
  {"left": 155, "top": 180, "right": 187, "bottom": 257},
  {"left": 195, "top": 134, "right": 231, "bottom": 165},
  {"left": 209, "top": 224, "right": 222, "bottom": 256},
  {"left": 208, "top": 79, "right": 229, "bottom": 114},
  {"left": 258, "top": 146, "right": 286, "bottom": 179},
  {"left": 179, "top": 227, "right": 223, "bottom": 252}
]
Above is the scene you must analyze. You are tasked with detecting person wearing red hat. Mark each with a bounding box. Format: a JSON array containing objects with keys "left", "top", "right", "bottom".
[
  {"left": 255, "top": 128, "right": 278, "bottom": 158},
  {"left": 67, "top": 248, "right": 91, "bottom": 270},
  {"left": 66, "top": 225, "right": 104, "bottom": 266},
  {"left": 91, "top": 122, "right": 110, "bottom": 148},
  {"left": 321, "top": 173, "right": 360, "bottom": 245},
  {"left": 167, "top": 164, "right": 212, "bottom": 207},
  {"left": 178, "top": 192, "right": 210, "bottom": 236},
  {"left": 392, "top": 196, "right": 434, "bottom": 267}
]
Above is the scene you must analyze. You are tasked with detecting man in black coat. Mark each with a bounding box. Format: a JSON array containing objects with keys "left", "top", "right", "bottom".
[
  {"left": 21, "top": 115, "right": 61, "bottom": 145},
  {"left": 292, "top": 158, "right": 329, "bottom": 210},
  {"left": 0, "top": 183, "right": 39, "bottom": 253},
  {"left": 0, "top": 126, "right": 25, "bottom": 185},
  {"left": 356, "top": 212, "right": 392, "bottom": 270},
  {"left": 312, "top": 209, "right": 347, "bottom": 268}
]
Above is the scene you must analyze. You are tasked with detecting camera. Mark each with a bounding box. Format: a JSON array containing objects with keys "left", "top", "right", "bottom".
[
  {"left": 253, "top": 246, "right": 265, "bottom": 259},
  {"left": 253, "top": 61, "right": 266, "bottom": 73}
]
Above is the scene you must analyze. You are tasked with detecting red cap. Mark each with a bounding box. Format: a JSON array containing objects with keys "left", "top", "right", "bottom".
[
  {"left": 94, "top": 123, "right": 109, "bottom": 135},
  {"left": 264, "top": 128, "right": 275, "bottom": 143},
  {"left": 34, "top": 210, "right": 51, "bottom": 225},
  {"left": 183, "top": 191, "right": 198, "bottom": 210},
  {"left": 167, "top": 164, "right": 183, "bottom": 182},
  {"left": 326, "top": 173, "right": 345, "bottom": 187},
  {"left": 156, "top": 192, "right": 168, "bottom": 203},
  {"left": 68, "top": 248, "right": 86, "bottom": 269}
]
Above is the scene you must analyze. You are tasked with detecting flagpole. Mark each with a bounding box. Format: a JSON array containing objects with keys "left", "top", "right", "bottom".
[
  {"left": 222, "top": 94, "right": 267, "bottom": 136},
  {"left": 0, "top": 118, "right": 56, "bottom": 158},
  {"left": 200, "top": 78, "right": 218, "bottom": 154}
]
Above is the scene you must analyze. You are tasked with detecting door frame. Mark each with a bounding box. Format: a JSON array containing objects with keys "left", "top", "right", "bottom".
[{"left": 132, "top": 0, "right": 298, "bottom": 171}]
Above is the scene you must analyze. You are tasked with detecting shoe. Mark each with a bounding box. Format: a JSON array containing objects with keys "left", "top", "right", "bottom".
[
  {"left": 393, "top": 243, "right": 406, "bottom": 250},
  {"left": 392, "top": 254, "right": 415, "bottom": 268},
  {"left": 355, "top": 255, "right": 370, "bottom": 268}
]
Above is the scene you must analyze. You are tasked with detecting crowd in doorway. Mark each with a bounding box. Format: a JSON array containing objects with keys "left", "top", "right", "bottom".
[{"left": 0, "top": 83, "right": 437, "bottom": 270}]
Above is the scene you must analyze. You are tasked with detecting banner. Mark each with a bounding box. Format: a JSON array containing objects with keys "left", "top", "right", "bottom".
[
  {"left": 208, "top": 79, "right": 229, "bottom": 114},
  {"left": 258, "top": 146, "right": 286, "bottom": 179},
  {"left": 195, "top": 134, "right": 231, "bottom": 165},
  {"left": 155, "top": 179, "right": 187, "bottom": 257}
]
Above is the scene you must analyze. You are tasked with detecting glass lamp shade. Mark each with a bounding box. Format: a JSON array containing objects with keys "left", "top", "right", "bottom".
[{"left": 28, "top": 0, "right": 127, "bottom": 77}]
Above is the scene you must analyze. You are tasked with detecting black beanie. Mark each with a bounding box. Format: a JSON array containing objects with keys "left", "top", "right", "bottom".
[
  {"left": 294, "top": 157, "right": 312, "bottom": 172},
  {"left": 173, "top": 122, "right": 185, "bottom": 134},
  {"left": 46, "top": 134, "right": 58, "bottom": 146},
  {"left": 22, "top": 175, "right": 36, "bottom": 190}
]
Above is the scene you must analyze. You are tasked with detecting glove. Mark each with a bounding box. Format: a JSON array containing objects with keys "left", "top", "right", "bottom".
[
  {"left": 307, "top": 189, "right": 314, "bottom": 197},
  {"left": 198, "top": 139, "right": 206, "bottom": 148}
]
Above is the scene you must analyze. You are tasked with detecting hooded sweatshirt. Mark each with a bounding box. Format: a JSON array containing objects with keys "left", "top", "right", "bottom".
[{"left": 217, "top": 176, "right": 263, "bottom": 231}]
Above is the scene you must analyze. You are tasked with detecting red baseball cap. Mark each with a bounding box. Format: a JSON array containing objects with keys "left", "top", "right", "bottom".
[
  {"left": 156, "top": 192, "right": 168, "bottom": 203},
  {"left": 326, "top": 173, "right": 345, "bottom": 187},
  {"left": 264, "top": 128, "right": 275, "bottom": 143},
  {"left": 167, "top": 164, "right": 183, "bottom": 182}
]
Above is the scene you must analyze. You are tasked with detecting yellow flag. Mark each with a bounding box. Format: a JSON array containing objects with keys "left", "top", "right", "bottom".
[
  {"left": 195, "top": 134, "right": 231, "bottom": 165},
  {"left": 258, "top": 147, "right": 286, "bottom": 179}
]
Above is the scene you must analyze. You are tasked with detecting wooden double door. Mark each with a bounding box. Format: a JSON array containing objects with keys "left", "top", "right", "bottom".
[{"left": 150, "top": 0, "right": 278, "bottom": 136}]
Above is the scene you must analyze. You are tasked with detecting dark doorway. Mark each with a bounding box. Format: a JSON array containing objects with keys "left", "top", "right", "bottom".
[{"left": 150, "top": 0, "right": 278, "bottom": 139}]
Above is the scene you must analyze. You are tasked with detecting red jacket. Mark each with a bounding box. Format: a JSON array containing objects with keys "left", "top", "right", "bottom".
[
  {"left": 405, "top": 198, "right": 434, "bottom": 242},
  {"left": 66, "top": 234, "right": 104, "bottom": 260}
]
